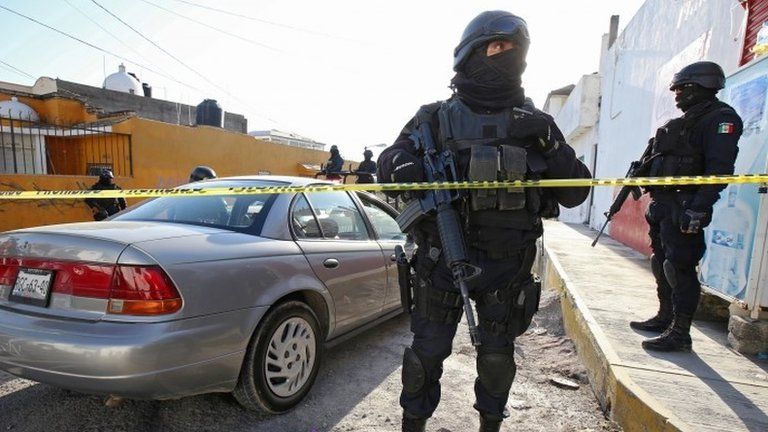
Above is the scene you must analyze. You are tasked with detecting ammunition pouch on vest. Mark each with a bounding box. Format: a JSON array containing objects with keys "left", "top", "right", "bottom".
[
  {"left": 648, "top": 101, "right": 734, "bottom": 186},
  {"left": 429, "top": 97, "right": 552, "bottom": 229}
]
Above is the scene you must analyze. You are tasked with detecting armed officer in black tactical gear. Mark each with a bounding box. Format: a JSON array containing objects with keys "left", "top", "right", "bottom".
[
  {"left": 631, "top": 61, "right": 742, "bottom": 352},
  {"left": 355, "top": 149, "right": 377, "bottom": 183},
  {"left": 324, "top": 145, "right": 345, "bottom": 181},
  {"left": 85, "top": 169, "right": 127, "bottom": 221},
  {"left": 377, "top": 11, "right": 591, "bottom": 432}
]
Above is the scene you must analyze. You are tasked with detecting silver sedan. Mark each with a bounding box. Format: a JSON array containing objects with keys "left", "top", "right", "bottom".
[{"left": 0, "top": 176, "right": 410, "bottom": 413}]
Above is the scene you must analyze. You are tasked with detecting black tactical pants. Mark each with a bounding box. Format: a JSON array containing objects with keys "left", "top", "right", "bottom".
[
  {"left": 646, "top": 198, "right": 706, "bottom": 316},
  {"left": 400, "top": 243, "right": 539, "bottom": 419}
]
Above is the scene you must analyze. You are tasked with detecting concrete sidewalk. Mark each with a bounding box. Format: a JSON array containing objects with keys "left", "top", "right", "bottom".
[{"left": 539, "top": 221, "right": 768, "bottom": 432}]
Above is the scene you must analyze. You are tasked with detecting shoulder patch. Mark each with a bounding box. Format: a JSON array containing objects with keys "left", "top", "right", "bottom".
[{"left": 717, "top": 122, "right": 735, "bottom": 134}]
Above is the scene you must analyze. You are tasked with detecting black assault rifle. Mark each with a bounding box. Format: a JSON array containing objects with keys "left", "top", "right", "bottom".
[
  {"left": 395, "top": 120, "right": 483, "bottom": 346},
  {"left": 592, "top": 142, "right": 656, "bottom": 247}
]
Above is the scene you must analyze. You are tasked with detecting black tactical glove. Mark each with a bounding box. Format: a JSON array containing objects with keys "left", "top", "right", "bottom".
[
  {"left": 509, "top": 115, "right": 560, "bottom": 157},
  {"left": 679, "top": 208, "right": 710, "bottom": 234},
  {"left": 388, "top": 151, "right": 424, "bottom": 183}
]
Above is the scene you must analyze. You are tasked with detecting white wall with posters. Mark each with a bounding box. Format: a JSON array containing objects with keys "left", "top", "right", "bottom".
[
  {"left": 699, "top": 56, "right": 768, "bottom": 311},
  {"left": 593, "top": 0, "right": 747, "bottom": 233}
]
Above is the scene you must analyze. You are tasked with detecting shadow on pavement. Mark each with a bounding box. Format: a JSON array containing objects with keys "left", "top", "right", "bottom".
[
  {"left": 646, "top": 348, "right": 768, "bottom": 432},
  {"left": 0, "top": 314, "right": 410, "bottom": 432}
]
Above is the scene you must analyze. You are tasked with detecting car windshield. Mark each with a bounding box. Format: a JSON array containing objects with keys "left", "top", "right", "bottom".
[{"left": 114, "top": 180, "right": 286, "bottom": 232}]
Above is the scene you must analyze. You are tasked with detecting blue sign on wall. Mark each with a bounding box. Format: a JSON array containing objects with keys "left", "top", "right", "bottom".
[{"left": 699, "top": 57, "right": 768, "bottom": 300}]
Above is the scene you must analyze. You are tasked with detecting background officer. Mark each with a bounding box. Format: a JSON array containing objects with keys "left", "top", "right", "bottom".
[
  {"left": 324, "top": 145, "right": 345, "bottom": 180},
  {"left": 631, "top": 61, "right": 742, "bottom": 352},
  {"left": 355, "top": 149, "right": 377, "bottom": 183},
  {"left": 189, "top": 165, "right": 217, "bottom": 182},
  {"left": 85, "top": 169, "right": 127, "bottom": 221},
  {"left": 377, "top": 11, "right": 591, "bottom": 432}
]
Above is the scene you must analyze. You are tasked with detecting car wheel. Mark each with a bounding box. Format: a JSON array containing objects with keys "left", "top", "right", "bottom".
[{"left": 233, "top": 301, "right": 322, "bottom": 413}]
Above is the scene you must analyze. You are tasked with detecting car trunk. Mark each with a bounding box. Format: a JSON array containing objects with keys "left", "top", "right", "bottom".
[{"left": 0, "top": 221, "right": 219, "bottom": 321}]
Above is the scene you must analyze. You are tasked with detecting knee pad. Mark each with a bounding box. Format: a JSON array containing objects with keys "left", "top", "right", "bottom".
[
  {"left": 402, "top": 347, "right": 426, "bottom": 394},
  {"left": 477, "top": 352, "right": 516, "bottom": 397},
  {"left": 663, "top": 259, "right": 678, "bottom": 289}
]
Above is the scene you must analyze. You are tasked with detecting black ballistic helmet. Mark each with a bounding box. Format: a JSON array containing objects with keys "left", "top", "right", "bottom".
[
  {"left": 453, "top": 10, "right": 530, "bottom": 71},
  {"left": 670, "top": 61, "right": 726, "bottom": 91},
  {"left": 99, "top": 169, "right": 114, "bottom": 182},
  {"left": 189, "top": 165, "right": 217, "bottom": 182}
]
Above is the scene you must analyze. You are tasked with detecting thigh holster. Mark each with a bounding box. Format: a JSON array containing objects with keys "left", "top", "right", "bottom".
[
  {"left": 477, "top": 276, "right": 541, "bottom": 338},
  {"left": 414, "top": 280, "right": 463, "bottom": 326}
]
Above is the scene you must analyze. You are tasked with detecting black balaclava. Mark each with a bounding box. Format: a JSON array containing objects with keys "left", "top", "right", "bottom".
[
  {"left": 675, "top": 84, "right": 717, "bottom": 112},
  {"left": 450, "top": 43, "right": 526, "bottom": 110}
]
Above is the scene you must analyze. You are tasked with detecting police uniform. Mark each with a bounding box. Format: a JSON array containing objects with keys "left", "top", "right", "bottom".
[
  {"left": 377, "top": 11, "right": 591, "bottom": 432},
  {"left": 356, "top": 151, "right": 377, "bottom": 184},
  {"left": 85, "top": 170, "right": 127, "bottom": 221},
  {"left": 325, "top": 145, "right": 344, "bottom": 180},
  {"left": 631, "top": 61, "right": 742, "bottom": 352}
]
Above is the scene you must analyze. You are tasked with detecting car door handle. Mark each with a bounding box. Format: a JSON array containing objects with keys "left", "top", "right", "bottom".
[{"left": 323, "top": 258, "right": 339, "bottom": 269}]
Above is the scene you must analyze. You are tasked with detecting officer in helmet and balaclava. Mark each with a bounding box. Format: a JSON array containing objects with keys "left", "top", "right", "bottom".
[
  {"left": 189, "top": 165, "right": 217, "bottom": 183},
  {"left": 355, "top": 149, "right": 377, "bottom": 183},
  {"left": 631, "top": 61, "right": 741, "bottom": 352},
  {"left": 85, "top": 169, "right": 127, "bottom": 221},
  {"left": 324, "top": 145, "right": 345, "bottom": 180},
  {"left": 377, "top": 11, "right": 591, "bottom": 432}
]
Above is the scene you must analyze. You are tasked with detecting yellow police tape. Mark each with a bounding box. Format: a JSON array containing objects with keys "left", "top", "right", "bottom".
[{"left": 0, "top": 174, "right": 766, "bottom": 200}]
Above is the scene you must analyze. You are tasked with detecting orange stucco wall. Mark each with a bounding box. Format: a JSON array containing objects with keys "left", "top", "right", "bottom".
[
  {"left": 1, "top": 95, "right": 98, "bottom": 125},
  {"left": 0, "top": 101, "right": 350, "bottom": 232}
]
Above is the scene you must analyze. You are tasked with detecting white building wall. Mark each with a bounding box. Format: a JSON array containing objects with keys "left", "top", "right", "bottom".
[
  {"left": 591, "top": 0, "right": 747, "bottom": 230},
  {"left": 550, "top": 74, "right": 601, "bottom": 224}
]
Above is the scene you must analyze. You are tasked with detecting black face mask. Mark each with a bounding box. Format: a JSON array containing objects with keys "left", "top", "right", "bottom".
[
  {"left": 674, "top": 84, "right": 717, "bottom": 112},
  {"left": 451, "top": 48, "right": 526, "bottom": 109}
]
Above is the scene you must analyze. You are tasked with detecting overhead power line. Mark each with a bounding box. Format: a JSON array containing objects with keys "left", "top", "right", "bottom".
[
  {"left": 0, "top": 4, "right": 203, "bottom": 92},
  {"left": 0, "top": 59, "right": 35, "bottom": 79},
  {"left": 63, "top": 0, "right": 172, "bottom": 76},
  {"left": 88, "top": 0, "right": 275, "bottom": 123},
  {"left": 167, "top": 0, "right": 353, "bottom": 41},
  {"left": 137, "top": 0, "right": 280, "bottom": 52}
]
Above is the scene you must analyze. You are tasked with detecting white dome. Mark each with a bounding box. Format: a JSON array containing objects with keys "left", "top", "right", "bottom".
[
  {"left": 0, "top": 96, "right": 40, "bottom": 121},
  {"left": 103, "top": 64, "right": 143, "bottom": 95}
]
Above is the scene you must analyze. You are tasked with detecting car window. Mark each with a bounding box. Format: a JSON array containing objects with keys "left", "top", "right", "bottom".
[
  {"left": 305, "top": 192, "right": 370, "bottom": 241},
  {"left": 114, "top": 180, "right": 281, "bottom": 232},
  {"left": 291, "top": 194, "right": 322, "bottom": 239},
  {"left": 361, "top": 200, "right": 406, "bottom": 241}
]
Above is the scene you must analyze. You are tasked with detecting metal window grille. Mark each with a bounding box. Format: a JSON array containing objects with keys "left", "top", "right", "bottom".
[{"left": 0, "top": 112, "right": 132, "bottom": 177}]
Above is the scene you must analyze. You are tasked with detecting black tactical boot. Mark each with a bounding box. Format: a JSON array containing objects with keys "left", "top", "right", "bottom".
[
  {"left": 478, "top": 413, "right": 503, "bottom": 432},
  {"left": 402, "top": 411, "right": 427, "bottom": 432},
  {"left": 642, "top": 314, "right": 693, "bottom": 352},
  {"left": 630, "top": 312, "right": 672, "bottom": 333},
  {"left": 631, "top": 255, "right": 673, "bottom": 333}
]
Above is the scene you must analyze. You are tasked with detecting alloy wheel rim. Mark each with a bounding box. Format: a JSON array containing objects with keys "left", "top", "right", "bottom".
[{"left": 264, "top": 316, "right": 317, "bottom": 398}]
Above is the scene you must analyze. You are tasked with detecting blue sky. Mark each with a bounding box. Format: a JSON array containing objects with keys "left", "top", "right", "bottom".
[{"left": 0, "top": 0, "right": 645, "bottom": 159}]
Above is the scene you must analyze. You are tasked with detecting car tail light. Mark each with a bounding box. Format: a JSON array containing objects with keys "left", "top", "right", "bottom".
[
  {"left": 0, "top": 259, "right": 18, "bottom": 286},
  {"left": 107, "top": 266, "right": 182, "bottom": 315},
  {"left": 0, "top": 257, "right": 181, "bottom": 316}
]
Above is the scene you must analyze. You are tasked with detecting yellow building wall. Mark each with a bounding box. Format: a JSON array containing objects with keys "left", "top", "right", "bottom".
[
  {"left": 0, "top": 113, "right": 356, "bottom": 232},
  {"left": 0, "top": 95, "right": 97, "bottom": 125}
]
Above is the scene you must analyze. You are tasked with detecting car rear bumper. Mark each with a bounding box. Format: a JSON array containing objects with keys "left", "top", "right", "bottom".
[{"left": 0, "top": 306, "right": 268, "bottom": 399}]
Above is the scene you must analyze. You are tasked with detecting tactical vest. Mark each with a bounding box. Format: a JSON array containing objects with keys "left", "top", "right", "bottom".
[
  {"left": 414, "top": 97, "right": 554, "bottom": 231},
  {"left": 648, "top": 101, "right": 734, "bottom": 179}
]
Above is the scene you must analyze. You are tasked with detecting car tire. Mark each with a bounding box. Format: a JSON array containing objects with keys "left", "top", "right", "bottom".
[{"left": 233, "top": 301, "right": 323, "bottom": 413}]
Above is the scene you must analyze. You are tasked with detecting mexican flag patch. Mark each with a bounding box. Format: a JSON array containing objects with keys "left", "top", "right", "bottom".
[{"left": 717, "top": 122, "right": 735, "bottom": 134}]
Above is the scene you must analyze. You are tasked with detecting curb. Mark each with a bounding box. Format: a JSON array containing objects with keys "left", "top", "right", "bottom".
[{"left": 540, "top": 243, "right": 690, "bottom": 432}]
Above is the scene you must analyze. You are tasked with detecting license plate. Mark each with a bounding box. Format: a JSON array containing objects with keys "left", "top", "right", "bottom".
[{"left": 10, "top": 268, "right": 54, "bottom": 307}]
